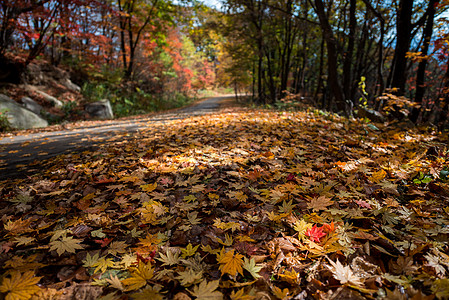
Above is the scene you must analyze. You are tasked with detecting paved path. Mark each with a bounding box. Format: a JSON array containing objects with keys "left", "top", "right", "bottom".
[{"left": 0, "top": 96, "right": 235, "bottom": 180}]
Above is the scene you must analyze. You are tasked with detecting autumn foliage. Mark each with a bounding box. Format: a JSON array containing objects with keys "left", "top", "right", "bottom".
[{"left": 1, "top": 105, "right": 449, "bottom": 299}]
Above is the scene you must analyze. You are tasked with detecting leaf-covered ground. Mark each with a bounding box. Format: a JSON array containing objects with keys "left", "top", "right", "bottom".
[{"left": 1, "top": 106, "right": 449, "bottom": 299}]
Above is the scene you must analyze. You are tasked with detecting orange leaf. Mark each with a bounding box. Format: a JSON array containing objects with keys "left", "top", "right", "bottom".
[{"left": 218, "top": 249, "right": 244, "bottom": 277}]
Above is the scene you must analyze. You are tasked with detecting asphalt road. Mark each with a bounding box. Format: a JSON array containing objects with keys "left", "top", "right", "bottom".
[{"left": 0, "top": 96, "right": 234, "bottom": 180}]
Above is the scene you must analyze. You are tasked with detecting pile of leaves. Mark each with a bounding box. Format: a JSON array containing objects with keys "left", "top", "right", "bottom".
[{"left": 1, "top": 107, "right": 449, "bottom": 299}]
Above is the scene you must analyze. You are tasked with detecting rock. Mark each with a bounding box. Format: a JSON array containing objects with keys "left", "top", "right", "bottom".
[
  {"left": 20, "top": 96, "right": 43, "bottom": 115},
  {"left": 63, "top": 78, "right": 81, "bottom": 92},
  {"left": 0, "top": 94, "right": 48, "bottom": 129},
  {"left": 25, "top": 85, "right": 63, "bottom": 108},
  {"left": 357, "top": 106, "right": 385, "bottom": 123},
  {"left": 85, "top": 99, "right": 114, "bottom": 119}
]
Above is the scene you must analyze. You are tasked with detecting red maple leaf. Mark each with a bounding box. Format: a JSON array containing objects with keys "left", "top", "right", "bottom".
[
  {"left": 94, "top": 238, "right": 113, "bottom": 247},
  {"left": 305, "top": 225, "right": 326, "bottom": 242}
]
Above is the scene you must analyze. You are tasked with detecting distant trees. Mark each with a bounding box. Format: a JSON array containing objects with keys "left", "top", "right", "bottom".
[
  {"left": 218, "top": 0, "right": 449, "bottom": 126},
  {"left": 0, "top": 0, "right": 216, "bottom": 98}
]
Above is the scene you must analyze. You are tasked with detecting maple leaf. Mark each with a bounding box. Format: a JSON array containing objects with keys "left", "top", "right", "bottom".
[
  {"left": 243, "top": 257, "right": 262, "bottom": 279},
  {"left": 14, "top": 236, "right": 35, "bottom": 246},
  {"left": 105, "top": 275, "right": 124, "bottom": 291},
  {"left": 93, "top": 256, "right": 115, "bottom": 273},
  {"left": 4, "top": 218, "right": 32, "bottom": 235},
  {"left": 307, "top": 196, "right": 333, "bottom": 211},
  {"left": 228, "top": 190, "right": 248, "bottom": 202},
  {"left": 272, "top": 286, "right": 289, "bottom": 299},
  {"left": 278, "top": 269, "right": 300, "bottom": 284},
  {"left": 218, "top": 249, "right": 244, "bottom": 277},
  {"left": 230, "top": 288, "right": 256, "bottom": 300},
  {"left": 184, "top": 194, "right": 197, "bottom": 202},
  {"left": 278, "top": 200, "right": 295, "bottom": 214},
  {"left": 305, "top": 225, "right": 326, "bottom": 243},
  {"left": 322, "top": 221, "right": 336, "bottom": 233},
  {"left": 293, "top": 219, "right": 312, "bottom": 240},
  {"left": 213, "top": 219, "right": 240, "bottom": 232},
  {"left": 122, "top": 262, "right": 154, "bottom": 291},
  {"left": 157, "top": 249, "right": 181, "bottom": 266},
  {"left": 191, "top": 184, "right": 206, "bottom": 193},
  {"left": 326, "top": 259, "right": 363, "bottom": 286},
  {"left": 182, "top": 243, "right": 200, "bottom": 258},
  {"left": 215, "top": 233, "right": 234, "bottom": 246},
  {"left": 131, "top": 286, "right": 164, "bottom": 300},
  {"left": 49, "top": 236, "right": 84, "bottom": 256},
  {"left": 107, "top": 241, "right": 128, "bottom": 256},
  {"left": 425, "top": 253, "right": 446, "bottom": 276},
  {"left": 119, "top": 254, "right": 138, "bottom": 268},
  {"left": 188, "top": 280, "right": 223, "bottom": 300},
  {"left": 176, "top": 268, "right": 203, "bottom": 286},
  {"left": 0, "top": 270, "right": 42, "bottom": 300},
  {"left": 370, "top": 169, "right": 387, "bottom": 183},
  {"left": 159, "top": 176, "right": 173, "bottom": 186},
  {"left": 82, "top": 252, "right": 100, "bottom": 268},
  {"left": 187, "top": 212, "right": 202, "bottom": 225},
  {"left": 140, "top": 182, "right": 157, "bottom": 192}
]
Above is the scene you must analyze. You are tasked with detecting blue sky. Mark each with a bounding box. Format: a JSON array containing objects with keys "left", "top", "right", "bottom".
[{"left": 202, "top": 0, "right": 222, "bottom": 10}]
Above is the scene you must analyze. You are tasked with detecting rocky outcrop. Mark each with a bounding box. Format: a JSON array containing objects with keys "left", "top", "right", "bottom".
[
  {"left": 20, "top": 96, "right": 43, "bottom": 115},
  {"left": 0, "top": 94, "right": 48, "bottom": 129},
  {"left": 63, "top": 78, "right": 81, "bottom": 92},
  {"left": 85, "top": 100, "right": 114, "bottom": 119},
  {"left": 25, "top": 85, "right": 63, "bottom": 108}
]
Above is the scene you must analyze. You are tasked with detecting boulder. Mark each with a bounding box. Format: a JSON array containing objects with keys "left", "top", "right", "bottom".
[
  {"left": 63, "top": 78, "right": 81, "bottom": 92},
  {"left": 85, "top": 100, "right": 114, "bottom": 119},
  {"left": 25, "top": 85, "right": 63, "bottom": 108},
  {"left": 0, "top": 94, "right": 48, "bottom": 129},
  {"left": 20, "top": 96, "right": 43, "bottom": 115}
]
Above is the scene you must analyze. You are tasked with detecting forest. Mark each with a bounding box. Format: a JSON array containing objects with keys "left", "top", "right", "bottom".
[
  {"left": 1, "top": 0, "right": 449, "bottom": 300},
  {"left": 0, "top": 0, "right": 448, "bottom": 125}
]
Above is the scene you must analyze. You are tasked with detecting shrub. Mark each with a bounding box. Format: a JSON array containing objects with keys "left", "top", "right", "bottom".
[{"left": 0, "top": 109, "right": 12, "bottom": 132}]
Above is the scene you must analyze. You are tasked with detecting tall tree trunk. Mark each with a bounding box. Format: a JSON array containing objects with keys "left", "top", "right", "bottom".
[
  {"left": 313, "top": 0, "right": 347, "bottom": 114},
  {"left": 343, "top": 0, "right": 356, "bottom": 102},
  {"left": 389, "top": 0, "right": 414, "bottom": 94},
  {"left": 438, "top": 57, "right": 449, "bottom": 128},
  {"left": 315, "top": 36, "right": 325, "bottom": 107},
  {"left": 411, "top": 0, "right": 438, "bottom": 122}
]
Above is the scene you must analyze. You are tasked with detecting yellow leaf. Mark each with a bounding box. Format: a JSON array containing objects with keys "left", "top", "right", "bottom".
[
  {"left": 307, "top": 196, "right": 333, "bottom": 211},
  {"left": 93, "top": 257, "right": 115, "bottom": 274},
  {"left": 215, "top": 233, "right": 234, "bottom": 246},
  {"left": 370, "top": 169, "right": 386, "bottom": 183},
  {"left": 218, "top": 249, "right": 244, "bottom": 277},
  {"left": 0, "top": 271, "right": 42, "bottom": 300},
  {"left": 228, "top": 191, "right": 248, "bottom": 202},
  {"left": 293, "top": 219, "right": 312, "bottom": 240},
  {"left": 272, "top": 286, "right": 289, "bottom": 299},
  {"left": 278, "top": 269, "right": 300, "bottom": 284},
  {"left": 105, "top": 275, "right": 124, "bottom": 291},
  {"left": 230, "top": 288, "right": 255, "bottom": 300},
  {"left": 188, "top": 280, "right": 223, "bottom": 299},
  {"left": 49, "top": 236, "right": 84, "bottom": 256},
  {"left": 176, "top": 268, "right": 203, "bottom": 286},
  {"left": 122, "top": 262, "right": 154, "bottom": 291},
  {"left": 131, "top": 286, "right": 164, "bottom": 300},
  {"left": 182, "top": 243, "right": 200, "bottom": 258},
  {"left": 157, "top": 249, "right": 181, "bottom": 266},
  {"left": 141, "top": 182, "right": 157, "bottom": 192},
  {"left": 243, "top": 257, "right": 262, "bottom": 279}
]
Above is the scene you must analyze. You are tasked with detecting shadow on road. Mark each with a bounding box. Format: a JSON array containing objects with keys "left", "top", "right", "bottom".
[{"left": 0, "top": 96, "right": 238, "bottom": 181}]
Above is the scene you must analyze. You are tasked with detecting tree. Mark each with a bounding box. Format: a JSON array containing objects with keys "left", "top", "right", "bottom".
[{"left": 312, "top": 0, "right": 346, "bottom": 113}]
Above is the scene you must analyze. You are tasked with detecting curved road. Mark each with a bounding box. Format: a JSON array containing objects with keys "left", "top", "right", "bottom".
[{"left": 0, "top": 96, "right": 235, "bottom": 180}]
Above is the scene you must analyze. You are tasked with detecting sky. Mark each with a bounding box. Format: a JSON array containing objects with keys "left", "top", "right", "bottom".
[{"left": 202, "top": 0, "right": 223, "bottom": 10}]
